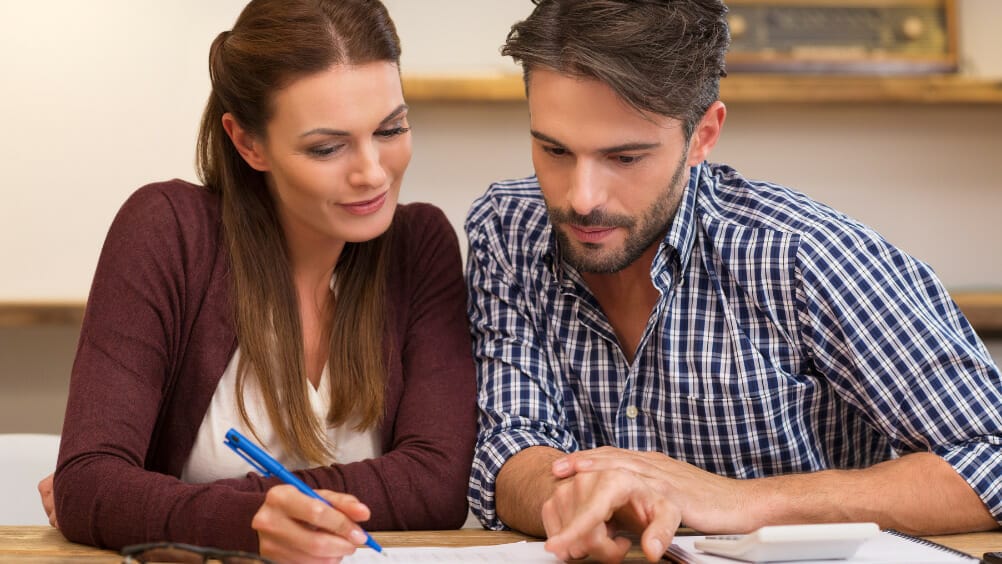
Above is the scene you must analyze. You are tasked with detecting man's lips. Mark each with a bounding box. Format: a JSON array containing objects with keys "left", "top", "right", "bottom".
[{"left": 568, "top": 224, "right": 617, "bottom": 243}]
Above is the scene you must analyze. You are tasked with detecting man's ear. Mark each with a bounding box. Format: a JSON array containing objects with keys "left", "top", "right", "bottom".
[
  {"left": 221, "top": 113, "right": 269, "bottom": 172},
  {"left": 686, "top": 101, "right": 726, "bottom": 166}
]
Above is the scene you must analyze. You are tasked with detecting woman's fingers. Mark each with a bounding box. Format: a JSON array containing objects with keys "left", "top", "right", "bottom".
[
  {"left": 317, "top": 489, "right": 371, "bottom": 523},
  {"left": 253, "top": 485, "right": 371, "bottom": 564},
  {"left": 37, "top": 473, "right": 58, "bottom": 528}
]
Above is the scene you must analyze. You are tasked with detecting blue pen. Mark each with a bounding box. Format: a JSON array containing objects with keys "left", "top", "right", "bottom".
[{"left": 224, "top": 428, "right": 385, "bottom": 554}]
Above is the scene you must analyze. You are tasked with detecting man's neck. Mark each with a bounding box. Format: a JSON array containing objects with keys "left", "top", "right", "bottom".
[{"left": 580, "top": 242, "right": 659, "bottom": 298}]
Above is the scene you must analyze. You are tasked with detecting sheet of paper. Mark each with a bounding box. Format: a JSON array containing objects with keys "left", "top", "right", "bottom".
[
  {"left": 667, "top": 533, "right": 978, "bottom": 564},
  {"left": 344, "top": 541, "right": 563, "bottom": 563}
]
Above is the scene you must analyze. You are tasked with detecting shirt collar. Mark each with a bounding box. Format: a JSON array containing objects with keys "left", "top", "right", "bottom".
[{"left": 652, "top": 163, "right": 703, "bottom": 291}]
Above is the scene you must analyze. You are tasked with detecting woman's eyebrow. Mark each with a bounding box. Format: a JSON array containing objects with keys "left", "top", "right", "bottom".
[
  {"left": 380, "top": 103, "right": 409, "bottom": 125},
  {"left": 299, "top": 104, "right": 409, "bottom": 138}
]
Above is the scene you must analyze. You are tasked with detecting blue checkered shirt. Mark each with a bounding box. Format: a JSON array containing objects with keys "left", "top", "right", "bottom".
[{"left": 465, "top": 162, "right": 1002, "bottom": 530}]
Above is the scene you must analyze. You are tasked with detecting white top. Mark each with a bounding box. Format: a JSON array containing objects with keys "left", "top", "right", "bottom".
[{"left": 181, "top": 348, "right": 381, "bottom": 483}]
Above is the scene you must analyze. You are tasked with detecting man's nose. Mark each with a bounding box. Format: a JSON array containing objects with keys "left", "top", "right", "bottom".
[{"left": 566, "top": 160, "right": 607, "bottom": 217}]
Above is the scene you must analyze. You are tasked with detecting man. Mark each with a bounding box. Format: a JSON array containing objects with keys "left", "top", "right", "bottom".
[{"left": 464, "top": 1, "right": 1002, "bottom": 562}]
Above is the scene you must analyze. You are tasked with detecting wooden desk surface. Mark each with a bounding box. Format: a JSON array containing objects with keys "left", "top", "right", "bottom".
[{"left": 1, "top": 526, "right": 1000, "bottom": 562}]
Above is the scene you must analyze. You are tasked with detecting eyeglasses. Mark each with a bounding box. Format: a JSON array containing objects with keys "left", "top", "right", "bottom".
[{"left": 120, "top": 542, "right": 277, "bottom": 564}]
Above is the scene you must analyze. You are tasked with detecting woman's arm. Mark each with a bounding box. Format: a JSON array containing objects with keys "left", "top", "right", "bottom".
[{"left": 55, "top": 183, "right": 265, "bottom": 551}]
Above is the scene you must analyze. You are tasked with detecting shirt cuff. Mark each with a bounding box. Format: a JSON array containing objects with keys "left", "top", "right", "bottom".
[
  {"left": 468, "top": 427, "right": 574, "bottom": 530},
  {"left": 935, "top": 439, "right": 1002, "bottom": 524}
]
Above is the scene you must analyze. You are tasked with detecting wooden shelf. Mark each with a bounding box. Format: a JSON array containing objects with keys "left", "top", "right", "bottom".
[
  {"left": 401, "top": 73, "right": 1002, "bottom": 104},
  {"left": 0, "top": 302, "right": 85, "bottom": 327},
  {"left": 953, "top": 291, "right": 1002, "bottom": 338},
  {"left": 2, "top": 291, "right": 1000, "bottom": 337},
  {"left": 404, "top": 74, "right": 527, "bottom": 102}
]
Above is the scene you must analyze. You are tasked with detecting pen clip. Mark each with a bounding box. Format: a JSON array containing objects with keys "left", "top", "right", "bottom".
[{"left": 224, "top": 434, "right": 274, "bottom": 478}]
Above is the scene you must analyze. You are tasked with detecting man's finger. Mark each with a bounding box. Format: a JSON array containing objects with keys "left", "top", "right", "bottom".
[{"left": 639, "top": 498, "right": 682, "bottom": 562}]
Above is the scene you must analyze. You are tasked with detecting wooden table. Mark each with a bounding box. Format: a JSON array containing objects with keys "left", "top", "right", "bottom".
[{"left": 1, "top": 525, "right": 1000, "bottom": 562}]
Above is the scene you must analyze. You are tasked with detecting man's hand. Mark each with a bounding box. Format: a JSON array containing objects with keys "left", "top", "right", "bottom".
[
  {"left": 253, "top": 485, "right": 373, "bottom": 564},
  {"left": 539, "top": 446, "right": 764, "bottom": 563},
  {"left": 552, "top": 447, "right": 759, "bottom": 535},
  {"left": 37, "top": 473, "right": 57, "bottom": 528},
  {"left": 541, "top": 467, "right": 681, "bottom": 563}
]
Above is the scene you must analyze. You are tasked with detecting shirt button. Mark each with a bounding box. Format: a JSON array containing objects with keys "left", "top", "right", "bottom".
[{"left": 625, "top": 405, "right": 639, "bottom": 419}]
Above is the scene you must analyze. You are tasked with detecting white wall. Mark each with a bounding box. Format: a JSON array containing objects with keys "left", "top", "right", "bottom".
[
  {"left": 2, "top": 0, "right": 1000, "bottom": 300},
  {"left": 1, "top": 1, "right": 1000, "bottom": 433}
]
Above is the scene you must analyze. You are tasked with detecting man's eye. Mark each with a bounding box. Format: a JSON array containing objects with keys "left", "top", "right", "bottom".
[
  {"left": 616, "top": 155, "right": 639, "bottom": 164},
  {"left": 544, "top": 146, "right": 567, "bottom": 156}
]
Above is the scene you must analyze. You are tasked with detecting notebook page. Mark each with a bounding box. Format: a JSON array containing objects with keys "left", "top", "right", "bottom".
[{"left": 667, "top": 531, "right": 978, "bottom": 563}]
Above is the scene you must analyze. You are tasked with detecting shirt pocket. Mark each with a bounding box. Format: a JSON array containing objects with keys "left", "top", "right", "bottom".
[{"left": 646, "top": 381, "right": 827, "bottom": 477}]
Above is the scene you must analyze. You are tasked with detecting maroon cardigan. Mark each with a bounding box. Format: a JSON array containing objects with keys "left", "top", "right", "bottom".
[{"left": 54, "top": 180, "right": 477, "bottom": 551}]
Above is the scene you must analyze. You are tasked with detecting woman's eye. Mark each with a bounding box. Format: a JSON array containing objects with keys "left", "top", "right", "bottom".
[
  {"left": 376, "top": 126, "right": 411, "bottom": 138},
  {"left": 308, "top": 145, "right": 342, "bottom": 158}
]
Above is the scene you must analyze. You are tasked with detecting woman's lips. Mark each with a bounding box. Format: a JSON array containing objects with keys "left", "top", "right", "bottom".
[{"left": 340, "top": 192, "right": 388, "bottom": 216}]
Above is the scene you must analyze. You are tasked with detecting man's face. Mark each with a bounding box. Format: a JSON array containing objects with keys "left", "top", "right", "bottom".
[{"left": 527, "top": 69, "right": 694, "bottom": 274}]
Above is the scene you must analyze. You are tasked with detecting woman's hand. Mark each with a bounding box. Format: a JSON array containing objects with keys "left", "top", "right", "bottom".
[
  {"left": 37, "top": 473, "right": 58, "bottom": 528},
  {"left": 253, "top": 485, "right": 373, "bottom": 564}
]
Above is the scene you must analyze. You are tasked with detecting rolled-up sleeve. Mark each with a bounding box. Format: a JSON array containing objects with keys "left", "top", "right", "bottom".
[
  {"left": 464, "top": 194, "right": 578, "bottom": 530},
  {"left": 797, "top": 224, "right": 1002, "bottom": 524}
]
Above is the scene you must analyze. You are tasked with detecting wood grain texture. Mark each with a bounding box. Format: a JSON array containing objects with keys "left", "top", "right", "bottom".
[{"left": 1, "top": 526, "right": 999, "bottom": 562}]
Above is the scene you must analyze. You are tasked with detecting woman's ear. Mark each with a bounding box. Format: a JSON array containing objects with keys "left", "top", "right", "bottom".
[
  {"left": 221, "top": 113, "right": 270, "bottom": 172},
  {"left": 686, "top": 101, "right": 726, "bottom": 166}
]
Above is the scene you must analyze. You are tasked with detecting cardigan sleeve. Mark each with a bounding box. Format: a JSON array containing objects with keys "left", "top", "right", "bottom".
[{"left": 54, "top": 182, "right": 264, "bottom": 551}]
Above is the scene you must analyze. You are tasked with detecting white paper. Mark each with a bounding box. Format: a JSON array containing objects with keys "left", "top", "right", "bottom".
[
  {"left": 344, "top": 541, "right": 563, "bottom": 563},
  {"left": 668, "top": 532, "right": 978, "bottom": 563}
]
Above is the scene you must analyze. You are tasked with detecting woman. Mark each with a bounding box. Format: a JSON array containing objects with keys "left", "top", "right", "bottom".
[{"left": 39, "top": 1, "right": 476, "bottom": 562}]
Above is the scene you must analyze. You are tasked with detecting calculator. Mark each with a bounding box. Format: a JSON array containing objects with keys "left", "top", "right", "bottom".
[{"left": 693, "top": 522, "right": 880, "bottom": 562}]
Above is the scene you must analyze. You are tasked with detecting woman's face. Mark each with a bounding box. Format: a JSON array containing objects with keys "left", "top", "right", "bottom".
[{"left": 254, "top": 62, "right": 411, "bottom": 253}]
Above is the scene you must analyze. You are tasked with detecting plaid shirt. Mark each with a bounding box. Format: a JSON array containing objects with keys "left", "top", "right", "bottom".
[{"left": 465, "top": 162, "right": 1002, "bottom": 530}]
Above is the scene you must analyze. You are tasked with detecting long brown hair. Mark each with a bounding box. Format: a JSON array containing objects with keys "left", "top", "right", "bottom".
[
  {"left": 503, "top": 0, "right": 730, "bottom": 139},
  {"left": 195, "top": 0, "right": 401, "bottom": 464}
]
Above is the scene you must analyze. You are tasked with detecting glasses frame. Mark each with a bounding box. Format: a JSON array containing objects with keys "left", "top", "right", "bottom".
[{"left": 119, "top": 541, "right": 278, "bottom": 564}]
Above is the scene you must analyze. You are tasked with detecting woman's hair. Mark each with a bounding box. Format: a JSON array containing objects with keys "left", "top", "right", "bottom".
[
  {"left": 503, "top": 0, "right": 730, "bottom": 139},
  {"left": 195, "top": 0, "right": 401, "bottom": 464}
]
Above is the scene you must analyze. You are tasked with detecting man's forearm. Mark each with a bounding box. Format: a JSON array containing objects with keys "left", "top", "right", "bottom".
[
  {"left": 496, "top": 446, "right": 567, "bottom": 536},
  {"left": 750, "top": 452, "right": 997, "bottom": 534}
]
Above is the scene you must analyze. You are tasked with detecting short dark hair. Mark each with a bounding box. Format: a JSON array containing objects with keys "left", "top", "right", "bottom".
[{"left": 502, "top": 0, "right": 729, "bottom": 138}]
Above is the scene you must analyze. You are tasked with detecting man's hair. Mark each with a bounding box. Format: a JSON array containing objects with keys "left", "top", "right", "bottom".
[{"left": 502, "top": 0, "right": 729, "bottom": 138}]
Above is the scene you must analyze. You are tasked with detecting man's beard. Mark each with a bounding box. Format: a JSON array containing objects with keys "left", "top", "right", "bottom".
[{"left": 547, "top": 153, "right": 690, "bottom": 274}]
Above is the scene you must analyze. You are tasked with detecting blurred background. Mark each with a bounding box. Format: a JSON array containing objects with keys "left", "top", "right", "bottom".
[{"left": 1, "top": 0, "right": 1000, "bottom": 433}]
